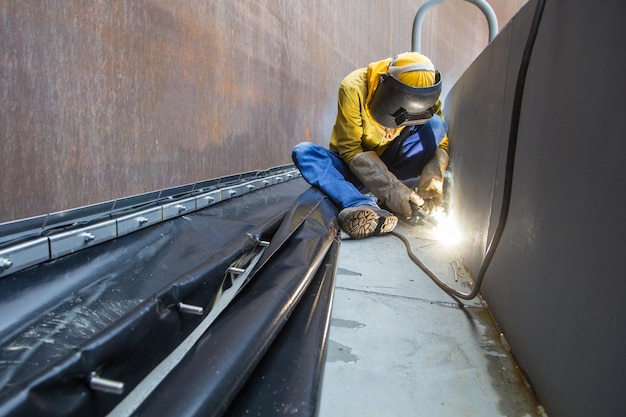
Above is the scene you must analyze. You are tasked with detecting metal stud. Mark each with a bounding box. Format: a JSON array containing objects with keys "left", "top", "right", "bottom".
[
  {"left": 227, "top": 266, "right": 245, "bottom": 275},
  {"left": 176, "top": 302, "right": 204, "bottom": 316},
  {"left": 81, "top": 232, "right": 96, "bottom": 243},
  {"left": 0, "top": 258, "right": 13, "bottom": 271},
  {"left": 88, "top": 372, "right": 124, "bottom": 395}
]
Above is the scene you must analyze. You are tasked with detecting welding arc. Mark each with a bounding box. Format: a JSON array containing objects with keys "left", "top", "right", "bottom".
[{"left": 395, "top": 0, "right": 547, "bottom": 300}]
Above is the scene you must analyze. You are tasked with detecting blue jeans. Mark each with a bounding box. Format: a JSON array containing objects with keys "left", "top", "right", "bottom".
[{"left": 291, "top": 115, "right": 447, "bottom": 210}]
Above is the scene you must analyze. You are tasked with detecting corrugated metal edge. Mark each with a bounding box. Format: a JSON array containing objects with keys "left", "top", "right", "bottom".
[{"left": 0, "top": 167, "right": 301, "bottom": 278}]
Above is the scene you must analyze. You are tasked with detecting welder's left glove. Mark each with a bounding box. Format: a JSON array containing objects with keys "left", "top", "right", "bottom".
[
  {"left": 416, "top": 148, "right": 449, "bottom": 214},
  {"left": 349, "top": 151, "right": 423, "bottom": 219}
]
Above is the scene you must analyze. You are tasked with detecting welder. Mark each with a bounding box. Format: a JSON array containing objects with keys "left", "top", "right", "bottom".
[{"left": 292, "top": 51, "right": 449, "bottom": 239}]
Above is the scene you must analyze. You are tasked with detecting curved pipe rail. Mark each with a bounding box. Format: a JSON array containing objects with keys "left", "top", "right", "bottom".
[{"left": 412, "top": 0, "right": 499, "bottom": 53}]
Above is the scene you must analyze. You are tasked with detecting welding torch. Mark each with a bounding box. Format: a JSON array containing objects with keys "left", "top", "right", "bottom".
[{"left": 406, "top": 202, "right": 439, "bottom": 227}]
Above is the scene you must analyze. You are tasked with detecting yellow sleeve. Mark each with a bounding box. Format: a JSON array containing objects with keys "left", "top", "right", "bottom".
[
  {"left": 331, "top": 82, "right": 366, "bottom": 164},
  {"left": 438, "top": 135, "right": 449, "bottom": 152},
  {"left": 433, "top": 98, "right": 449, "bottom": 153}
]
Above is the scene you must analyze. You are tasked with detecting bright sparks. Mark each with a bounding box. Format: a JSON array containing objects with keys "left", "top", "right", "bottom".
[{"left": 432, "top": 212, "right": 462, "bottom": 245}]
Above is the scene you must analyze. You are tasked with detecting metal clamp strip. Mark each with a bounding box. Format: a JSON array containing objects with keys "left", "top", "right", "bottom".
[{"left": 0, "top": 169, "right": 301, "bottom": 279}]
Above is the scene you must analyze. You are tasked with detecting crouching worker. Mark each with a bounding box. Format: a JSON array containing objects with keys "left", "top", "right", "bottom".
[{"left": 292, "top": 51, "right": 449, "bottom": 239}]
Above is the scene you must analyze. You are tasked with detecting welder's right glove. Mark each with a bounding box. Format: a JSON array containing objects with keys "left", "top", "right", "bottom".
[
  {"left": 416, "top": 172, "right": 444, "bottom": 214},
  {"left": 349, "top": 151, "right": 423, "bottom": 219},
  {"left": 416, "top": 148, "right": 450, "bottom": 214}
]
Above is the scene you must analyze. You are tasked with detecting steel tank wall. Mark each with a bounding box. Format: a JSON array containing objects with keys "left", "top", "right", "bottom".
[
  {"left": 0, "top": 0, "right": 524, "bottom": 223},
  {"left": 444, "top": 0, "right": 626, "bottom": 416}
]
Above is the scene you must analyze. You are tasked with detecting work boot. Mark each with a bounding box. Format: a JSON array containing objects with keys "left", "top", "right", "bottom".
[{"left": 338, "top": 205, "right": 397, "bottom": 239}]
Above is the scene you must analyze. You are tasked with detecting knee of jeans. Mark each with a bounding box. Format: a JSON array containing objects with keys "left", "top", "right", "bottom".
[
  {"left": 292, "top": 141, "right": 320, "bottom": 162},
  {"left": 292, "top": 142, "right": 306, "bottom": 164},
  {"left": 292, "top": 141, "right": 310, "bottom": 154}
]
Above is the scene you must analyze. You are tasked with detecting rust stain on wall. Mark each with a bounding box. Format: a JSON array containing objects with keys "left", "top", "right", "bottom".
[{"left": 0, "top": 0, "right": 526, "bottom": 223}]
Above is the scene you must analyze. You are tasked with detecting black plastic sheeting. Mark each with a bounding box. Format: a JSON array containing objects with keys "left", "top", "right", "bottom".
[
  {"left": 135, "top": 195, "right": 340, "bottom": 416},
  {"left": 0, "top": 179, "right": 340, "bottom": 417},
  {"left": 223, "top": 241, "right": 338, "bottom": 417}
]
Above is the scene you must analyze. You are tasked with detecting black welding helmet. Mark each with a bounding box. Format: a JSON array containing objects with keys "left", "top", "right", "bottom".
[{"left": 368, "top": 56, "right": 442, "bottom": 128}]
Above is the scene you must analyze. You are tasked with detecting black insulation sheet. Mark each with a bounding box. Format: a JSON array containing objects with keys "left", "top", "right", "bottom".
[
  {"left": 0, "top": 178, "right": 339, "bottom": 416},
  {"left": 224, "top": 236, "right": 339, "bottom": 417},
  {"left": 134, "top": 187, "right": 339, "bottom": 417}
]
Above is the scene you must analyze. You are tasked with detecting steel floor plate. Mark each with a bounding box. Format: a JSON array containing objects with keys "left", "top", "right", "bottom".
[{"left": 318, "top": 222, "right": 544, "bottom": 417}]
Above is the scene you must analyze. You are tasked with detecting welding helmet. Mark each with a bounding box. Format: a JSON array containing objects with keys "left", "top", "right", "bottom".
[{"left": 368, "top": 55, "right": 442, "bottom": 128}]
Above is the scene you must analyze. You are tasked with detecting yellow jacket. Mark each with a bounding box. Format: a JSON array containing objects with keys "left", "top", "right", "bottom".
[{"left": 329, "top": 67, "right": 449, "bottom": 164}]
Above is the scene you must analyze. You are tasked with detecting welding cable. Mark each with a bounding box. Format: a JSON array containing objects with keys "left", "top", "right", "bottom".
[{"left": 393, "top": 0, "right": 547, "bottom": 300}]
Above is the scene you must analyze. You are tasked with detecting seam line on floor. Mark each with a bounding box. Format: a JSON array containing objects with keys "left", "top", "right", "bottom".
[{"left": 334, "top": 285, "right": 479, "bottom": 310}]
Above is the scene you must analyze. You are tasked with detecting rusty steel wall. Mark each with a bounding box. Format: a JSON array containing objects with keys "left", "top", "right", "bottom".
[{"left": 0, "top": 0, "right": 525, "bottom": 223}]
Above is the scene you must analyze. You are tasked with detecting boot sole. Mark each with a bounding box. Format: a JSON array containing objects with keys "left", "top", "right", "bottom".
[
  {"left": 339, "top": 207, "right": 397, "bottom": 239},
  {"left": 375, "top": 214, "right": 398, "bottom": 235}
]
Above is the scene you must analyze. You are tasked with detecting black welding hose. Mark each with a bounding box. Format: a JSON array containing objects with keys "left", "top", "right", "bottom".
[{"left": 393, "top": 0, "right": 547, "bottom": 300}]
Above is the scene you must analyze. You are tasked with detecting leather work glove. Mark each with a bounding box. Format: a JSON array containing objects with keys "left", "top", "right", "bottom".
[
  {"left": 416, "top": 148, "right": 449, "bottom": 214},
  {"left": 349, "top": 151, "right": 423, "bottom": 219},
  {"left": 416, "top": 172, "right": 444, "bottom": 214},
  {"left": 386, "top": 182, "right": 424, "bottom": 219}
]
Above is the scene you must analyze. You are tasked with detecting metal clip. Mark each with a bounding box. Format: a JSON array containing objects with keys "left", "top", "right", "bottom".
[
  {"left": 176, "top": 302, "right": 204, "bottom": 316},
  {"left": 88, "top": 372, "right": 124, "bottom": 395},
  {"left": 0, "top": 258, "right": 13, "bottom": 271},
  {"left": 81, "top": 232, "right": 96, "bottom": 243},
  {"left": 176, "top": 204, "right": 187, "bottom": 213},
  {"left": 247, "top": 184, "right": 256, "bottom": 191},
  {"left": 137, "top": 216, "right": 149, "bottom": 226}
]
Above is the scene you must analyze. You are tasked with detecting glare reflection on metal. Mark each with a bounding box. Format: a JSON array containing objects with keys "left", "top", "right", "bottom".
[{"left": 228, "top": 266, "right": 245, "bottom": 275}]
